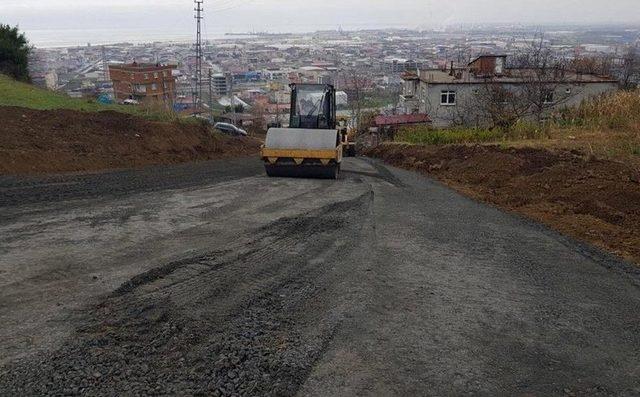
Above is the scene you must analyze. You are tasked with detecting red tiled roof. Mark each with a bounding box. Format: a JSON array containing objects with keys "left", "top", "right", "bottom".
[{"left": 375, "top": 114, "right": 431, "bottom": 127}]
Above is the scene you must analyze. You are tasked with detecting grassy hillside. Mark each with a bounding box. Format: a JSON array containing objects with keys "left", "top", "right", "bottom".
[
  {"left": 395, "top": 90, "right": 640, "bottom": 166},
  {"left": 0, "top": 74, "right": 175, "bottom": 121}
]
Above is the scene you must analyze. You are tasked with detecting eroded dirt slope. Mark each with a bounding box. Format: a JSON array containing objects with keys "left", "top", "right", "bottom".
[
  {"left": 366, "top": 144, "right": 640, "bottom": 264},
  {"left": 0, "top": 106, "right": 261, "bottom": 175}
]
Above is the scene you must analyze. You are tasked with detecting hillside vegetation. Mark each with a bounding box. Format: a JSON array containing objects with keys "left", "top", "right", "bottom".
[
  {"left": 395, "top": 90, "right": 640, "bottom": 166},
  {"left": 0, "top": 74, "right": 176, "bottom": 121}
]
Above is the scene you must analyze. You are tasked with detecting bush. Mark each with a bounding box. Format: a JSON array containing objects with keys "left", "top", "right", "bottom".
[
  {"left": 570, "top": 90, "right": 640, "bottom": 129},
  {"left": 0, "top": 24, "right": 30, "bottom": 82}
]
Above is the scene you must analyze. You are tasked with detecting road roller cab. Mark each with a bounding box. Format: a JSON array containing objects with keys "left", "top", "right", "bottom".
[{"left": 261, "top": 84, "right": 348, "bottom": 179}]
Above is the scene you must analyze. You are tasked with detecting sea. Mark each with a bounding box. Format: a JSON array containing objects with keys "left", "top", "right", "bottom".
[
  {"left": 24, "top": 22, "right": 409, "bottom": 48},
  {"left": 25, "top": 28, "right": 260, "bottom": 48}
]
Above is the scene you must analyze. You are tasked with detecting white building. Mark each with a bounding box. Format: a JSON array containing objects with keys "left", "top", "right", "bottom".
[{"left": 400, "top": 55, "right": 618, "bottom": 128}]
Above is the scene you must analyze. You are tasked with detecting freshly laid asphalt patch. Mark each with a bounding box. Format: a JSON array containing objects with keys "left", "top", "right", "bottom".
[
  {"left": 1, "top": 158, "right": 639, "bottom": 396},
  {"left": 367, "top": 143, "right": 640, "bottom": 266}
]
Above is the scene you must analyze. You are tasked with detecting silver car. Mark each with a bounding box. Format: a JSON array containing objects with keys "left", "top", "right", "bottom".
[{"left": 213, "top": 122, "right": 248, "bottom": 137}]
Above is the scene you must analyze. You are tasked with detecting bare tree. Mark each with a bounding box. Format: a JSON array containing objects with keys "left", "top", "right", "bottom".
[
  {"left": 571, "top": 55, "right": 614, "bottom": 76},
  {"left": 339, "top": 67, "right": 367, "bottom": 134},
  {"left": 474, "top": 83, "right": 531, "bottom": 129},
  {"left": 445, "top": 38, "right": 583, "bottom": 129},
  {"left": 510, "top": 37, "right": 581, "bottom": 124},
  {"left": 620, "top": 46, "right": 640, "bottom": 90},
  {"left": 249, "top": 101, "right": 267, "bottom": 134}
]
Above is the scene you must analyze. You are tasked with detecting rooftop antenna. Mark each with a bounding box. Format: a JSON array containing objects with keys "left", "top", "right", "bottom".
[{"left": 194, "top": 0, "right": 204, "bottom": 112}]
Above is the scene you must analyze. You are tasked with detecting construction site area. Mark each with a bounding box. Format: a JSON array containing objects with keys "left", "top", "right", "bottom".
[
  {"left": 1, "top": 65, "right": 640, "bottom": 394},
  {"left": 2, "top": 0, "right": 640, "bottom": 394}
]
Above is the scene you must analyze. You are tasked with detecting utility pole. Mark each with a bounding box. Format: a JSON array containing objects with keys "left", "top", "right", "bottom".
[
  {"left": 101, "top": 46, "right": 109, "bottom": 82},
  {"left": 194, "top": 0, "right": 204, "bottom": 113},
  {"left": 229, "top": 73, "right": 236, "bottom": 125},
  {"left": 208, "top": 69, "right": 213, "bottom": 120}
]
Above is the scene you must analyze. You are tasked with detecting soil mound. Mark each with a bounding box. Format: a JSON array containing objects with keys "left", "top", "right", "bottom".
[{"left": 0, "top": 106, "right": 261, "bottom": 174}]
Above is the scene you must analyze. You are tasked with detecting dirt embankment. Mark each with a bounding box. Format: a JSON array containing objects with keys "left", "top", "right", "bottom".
[
  {"left": 367, "top": 144, "right": 640, "bottom": 265},
  {"left": 0, "top": 106, "right": 262, "bottom": 175}
]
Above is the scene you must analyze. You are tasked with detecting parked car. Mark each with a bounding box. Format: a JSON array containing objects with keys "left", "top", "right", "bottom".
[{"left": 214, "top": 122, "right": 248, "bottom": 137}]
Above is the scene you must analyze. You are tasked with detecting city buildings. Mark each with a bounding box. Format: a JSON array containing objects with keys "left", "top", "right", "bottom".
[
  {"left": 27, "top": 25, "right": 638, "bottom": 128},
  {"left": 108, "top": 62, "right": 177, "bottom": 104}
]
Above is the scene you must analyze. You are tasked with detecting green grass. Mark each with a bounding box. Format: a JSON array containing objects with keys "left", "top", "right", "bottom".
[
  {"left": 396, "top": 120, "right": 553, "bottom": 146},
  {"left": 0, "top": 74, "right": 177, "bottom": 121},
  {"left": 397, "top": 126, "right": 504, "bottom": 145}
]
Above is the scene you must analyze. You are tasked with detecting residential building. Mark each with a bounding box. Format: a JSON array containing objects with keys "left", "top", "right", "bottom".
[
  {"left": 108, "top": 62, "right": 177, "bottom": 104},
  {"left": 400, "top": 55, "right": 618, "bottom": 128},
  {"left": 211, "top": 73, "right": 231, "bottom": 96}
]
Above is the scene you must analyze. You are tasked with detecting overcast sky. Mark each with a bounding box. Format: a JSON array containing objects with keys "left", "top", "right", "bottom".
[{"left": 2, "top": 0, "right": 639, "bottom": 35}]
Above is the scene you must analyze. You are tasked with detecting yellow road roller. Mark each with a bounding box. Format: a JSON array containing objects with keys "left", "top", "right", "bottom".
[{"left": 261, "top": 84, "right": 353, "bottom": 179}]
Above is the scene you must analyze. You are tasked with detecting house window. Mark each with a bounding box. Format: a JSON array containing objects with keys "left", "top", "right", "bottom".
[
  {"left": 134, "top": 84, "right": 146, "bottom": 93},
  {"left": 151, "top": 83, "right": 158, "bottom": 90},
  {"left": 144, "top": 73, "right": 149, "bottom": 79},
  {"left": 154, "top": 72, "right": 159, "bottom": 78},
  {"left": 163, "top": 71, "right": 168, "bottom": 77},
  {"left": 441, "top": 90, "right": 456, "bottom": 105},
  {"left": 543, "top": 91, "right": 554, "bottom": 104}
]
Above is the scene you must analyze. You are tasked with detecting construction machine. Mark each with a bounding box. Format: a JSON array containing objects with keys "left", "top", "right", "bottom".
[{"left": 261, "top": 83, "right": 354, "bottom": 179}]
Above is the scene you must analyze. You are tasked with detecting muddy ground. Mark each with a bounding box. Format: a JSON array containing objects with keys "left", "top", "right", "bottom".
[
  {"left": 366, "top": 144, "right": 640, "bottom": 265},
  {"left": 0, "top": 106, "right": 261, "bottom": 175},
  {"left": 1, "top": 157, "right": 639, "bottom": 396}
]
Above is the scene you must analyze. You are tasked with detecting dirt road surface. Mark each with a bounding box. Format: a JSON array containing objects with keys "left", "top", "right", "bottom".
[{"left": 1, "top": 157, "right": 639, "bottom": 396}]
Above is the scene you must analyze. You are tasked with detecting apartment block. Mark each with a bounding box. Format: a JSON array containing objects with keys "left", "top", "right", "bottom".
[{"left": 109, "top": 62, "right": 177, "bottom": 104}]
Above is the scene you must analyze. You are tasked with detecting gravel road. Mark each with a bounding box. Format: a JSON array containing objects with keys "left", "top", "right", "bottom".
[{"left": 1, "top": 157, "right": 639, "bottom": 396}]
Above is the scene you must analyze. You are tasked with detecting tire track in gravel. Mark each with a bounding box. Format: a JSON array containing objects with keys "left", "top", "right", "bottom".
[{"left": 0, "top": 191, "right": 374, "bottom": 396}]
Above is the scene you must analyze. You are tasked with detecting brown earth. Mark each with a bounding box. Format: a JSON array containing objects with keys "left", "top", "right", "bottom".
[
  {"left": 366, "top": 143, "right": 640, "bottom": 265},
  {"left": 0, "top": 106, "right": 262, "bottom": 175}
]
